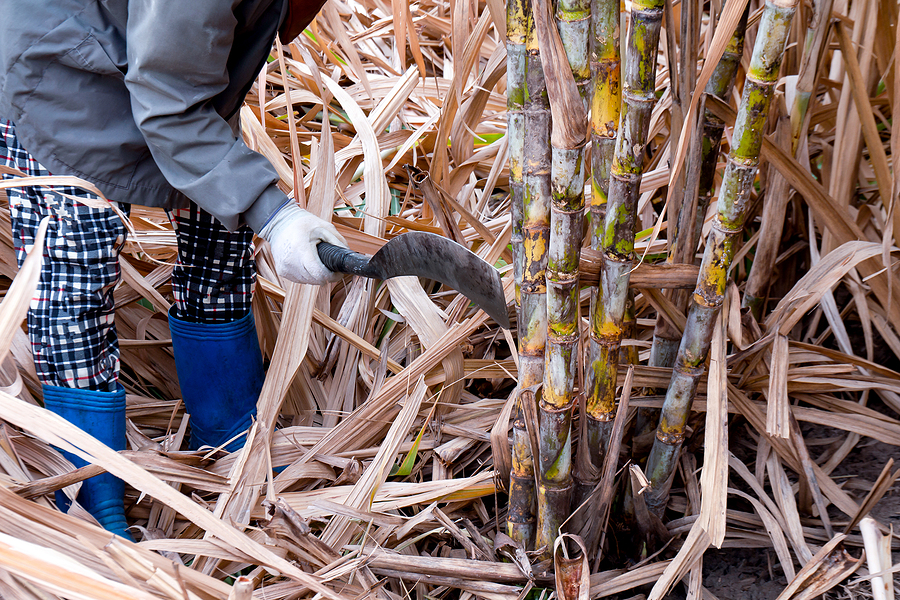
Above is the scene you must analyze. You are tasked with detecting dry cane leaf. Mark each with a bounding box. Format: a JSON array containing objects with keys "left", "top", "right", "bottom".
[
  {"left": 859, "top": 517, "right": 893, "bottom": 600},
  {"left": 699, "top": 306, "right": 728, "bottom": 547},
  {"left": 766, "top": 334, "right": 791, "bottom": 438},
  {"left": 0, "top": 216, "right": 46, "bottom": 366},
  {"left": 0, "top": 531, "right": 157, "bottom": 600},
  {"left": 775, "top": 535, "right": 860, "bottom": 600},
  {"left": 554, "top": 534, "right": 590, "bottom": 600}
]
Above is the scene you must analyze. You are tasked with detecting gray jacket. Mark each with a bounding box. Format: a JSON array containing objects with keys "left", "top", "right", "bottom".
[{"left": 0, "top": 0, "right": 291, "bottom": 232}]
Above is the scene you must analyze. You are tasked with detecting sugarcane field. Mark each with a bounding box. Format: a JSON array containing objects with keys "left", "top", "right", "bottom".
[{"left": 2, "top": 0, "right": 900, "bottom": 597}]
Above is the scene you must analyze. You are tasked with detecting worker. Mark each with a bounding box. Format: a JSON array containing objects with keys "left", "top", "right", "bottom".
[{"left": 0, "top": 0, "right": 344, "bottom": 540}]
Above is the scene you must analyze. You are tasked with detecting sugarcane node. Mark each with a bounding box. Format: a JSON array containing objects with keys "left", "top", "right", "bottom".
[
  {"left": 520, "top": 280, "right": 547, "bottom": 293},
  {"left": 545, "top": 267, "right": 578, "bottom": 282},
  {"left": 538, "top": 481, "right": 575, "bottom": 496},
  {"left": 538, "top": 394, "right": 575, "bottom": 413},
  {"left": 630, "top": 0, "right": 663, "bottom": 12},
  {"left": 594, "top": 58, "right": 619, "bottom": 77},
  {"left": 621, "top": 87, "right": 657, "bottom": 106},
  {"left": 519, "top": 348, "right": 547, "bottom": 361},
  {"left": 587, "top": 410, "right": 615, "bottom": 423},
  {"left": 524, "top": 161, "right": 551, "bottom": 176},
  {"left": 510, "top": 467, "right": 536, "bottom": 486},
  {"left": 727, "top": 151, "right": 761, "bottom": 170},
  {"left": 655, "top": 429, "right": 684, "bottom": 445},
  {"left": 548, "top": 198, "right": 585, "bottom": 213},
  {"left": 524, "top": 226, "right": 550, "bottom": 241},
  {"left": 553, "top": 3, "right": 589, "bottom": 21},
  {"left": 596, "top": 328, "right": 627, "bottom": 347},
  {"left": 512, "top": 447, "right": 536, "bottom": 468},
  {"left": 673, "top": 357, "right": 708, "bottom": 376},
  {"left": 547, "top": 329, "right": 580, "bottom": 343},
  {"left": 513, "top": 407, "right": 528, "bottom": 427},
  {"left": 693, "top": 289, "right": 725, "bottom": 312},
  {"left": 541, "top": 394, "right": 576, "bottom": 413},
  {"left": 710, "top": 215, "right": 745, "bottom": 238}
]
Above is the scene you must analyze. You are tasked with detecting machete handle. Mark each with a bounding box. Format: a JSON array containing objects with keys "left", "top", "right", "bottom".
[{"left": 316, "top": 242, "right": 378, "bottom": 278}]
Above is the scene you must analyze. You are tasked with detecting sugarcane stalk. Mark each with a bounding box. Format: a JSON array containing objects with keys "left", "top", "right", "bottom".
[
  {"left": 507, "top": 0, "right": 532, "bottom": 546},
  {"left": 508, "top": 0, "right": 550, "bottom": 548},
  {"left": 645, "top": 0, "right": 797, "bottom": 516},
  {"left": 584, "top": 0, "right": 664, "bottom": 481},
  {"left": 571, "top": 0, "right": 620, "bottom": 529},
  {"left": 637, "top": 2, "right": 749, "bottom": 438},
  {"left": 532, "top": 0, "right": 589, "bottom": 552},
  {"left": 743, "top": 0, "right": 832, "bottom": 315},
  {"left": 509, "top": 0, "right": 527, "bottom": 341},
  {"left": 620, "top": 294, "right": 639, "bottom": 364},
  {"left": 788, "top": 0, "right": 835, "bottom": 154},
  {"left": 556, "top": 0, "right": 592, "bottom": 103},
  {"left": 675, "top": 3, "right": 748, "bottom": 264}
]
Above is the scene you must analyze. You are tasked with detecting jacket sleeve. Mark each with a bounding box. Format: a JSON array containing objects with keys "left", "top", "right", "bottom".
[
  {"left": 279, "top": 0, "right": 329, "bottom": 43},
  {"left": 124, "top": 0, "right": 287, "bottom": 232}
]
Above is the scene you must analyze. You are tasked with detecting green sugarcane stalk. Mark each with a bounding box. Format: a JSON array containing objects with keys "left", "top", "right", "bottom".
[
  {"left": 645, "top": 0, "right": 797, "bottom": 516},
  {"left": 572, "top": 0, "right": 620, "bottom": 530},
  {"left": 533, "top": 0, "right": 589, "bottom": 550},
  {"left": 674, "top": 5, "right": 748, "bottom": 264},
  {"left": 637, "top": 3, "right": 749, "bottom": 438},
  {"left": 507, "top": 0, "right": 533, "bottom": 546},
  {"left": 743, "top": 0, "right": 831, "bottom": 315},
  {"left": 588, "top": 0, "right": 620, "bottom": 226},
  {"left": 556, "top": 0, "right": 592, "bottom": 103},
  {"left": 584, "top": 0, "right": 664, "bottom": 479},
  {"left": 508, "top": 0, "right": 551, "bottom": 548},
  {"left": 509, "top": 0, "right": 527, "bottom": 311}
]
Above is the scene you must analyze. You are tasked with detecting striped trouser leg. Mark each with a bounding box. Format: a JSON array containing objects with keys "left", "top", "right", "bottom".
[
  {"left": 166, "top": 204, "right": 256, "bottom": 324},
  {"left": 0, "top": 119, "right": 126, "bottom": 392}
]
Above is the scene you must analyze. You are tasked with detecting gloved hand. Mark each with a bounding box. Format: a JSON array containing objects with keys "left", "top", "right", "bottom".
[{"left": 259, "top": 201, "right": 347, "bottom": 285}]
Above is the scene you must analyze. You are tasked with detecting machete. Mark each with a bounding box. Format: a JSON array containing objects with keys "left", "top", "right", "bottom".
[{"left": 317, "top": 232, "right": 509, "bottom": 329}]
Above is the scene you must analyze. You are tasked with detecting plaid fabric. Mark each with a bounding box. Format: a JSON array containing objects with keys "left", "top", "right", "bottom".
[
  {"left": 1, "top": 119, "right": 257, "bottom": 390},
  {"left": 1, "top": 119, "right": 125, "bottom": 391},
  {"left": 166, "top": 204, "right": 255, "bottom": 323}
]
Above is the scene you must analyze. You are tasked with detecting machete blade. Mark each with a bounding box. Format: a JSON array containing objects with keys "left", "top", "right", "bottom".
[{"left": 368, "top": 232, "right": 509, "bottom": 329}]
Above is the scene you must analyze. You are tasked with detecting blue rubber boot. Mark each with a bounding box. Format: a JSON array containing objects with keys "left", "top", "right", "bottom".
[
  {"left": 42, "top": 385, "right": 133, "bottom": 541},
  {"left": 168, "top": 310, "right": 263, "bottom": 452}
]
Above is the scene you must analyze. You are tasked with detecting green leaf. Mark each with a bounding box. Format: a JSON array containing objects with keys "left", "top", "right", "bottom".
[
  {"left": 390, "top": 187, "right": 402, "bottom": 216},
  {"left": 475, "top": 132, "right": 505, "bottom": 146},
  {"left": 391, "top": 419, "right": 427, "bottom": 477}
]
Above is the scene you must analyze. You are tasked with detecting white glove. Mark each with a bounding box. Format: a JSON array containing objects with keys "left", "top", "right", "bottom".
[{"left": 259, "top": 202, "right": 348, "bottom": 285}]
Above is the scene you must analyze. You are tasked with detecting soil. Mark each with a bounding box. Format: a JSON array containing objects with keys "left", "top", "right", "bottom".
[
  {"left": 683, "top": 418, "right": 900, "bottom": 600},
  {"left": 703, "top": 547, "right": 789, "bottom": 600}
]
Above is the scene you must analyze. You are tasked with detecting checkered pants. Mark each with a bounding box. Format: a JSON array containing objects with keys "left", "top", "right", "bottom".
[{"left": 1, "top": 120, "right": 256, "bottom": 391}]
